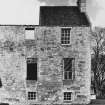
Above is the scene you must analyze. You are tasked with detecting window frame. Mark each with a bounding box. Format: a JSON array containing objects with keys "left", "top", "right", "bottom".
[
  {"left": 63, "top": 58, "right": 75, "bottom": 80},
  {"left": 63, "top": 92, "right": 72, "bottom": 101},
  {"left": 61, "top": 27, "right": 72, "bottom": 45},
  {"left": 28, "top": 92, "right": 36, "bottom": 100}
]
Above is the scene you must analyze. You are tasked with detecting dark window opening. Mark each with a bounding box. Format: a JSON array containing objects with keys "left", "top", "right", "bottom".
[
  {"left": 25, "top": 28, "right": 35, "bottom": 30},
  {"left": 0, "top": 78, "right": 2, "bottom": 88},
  {"left": 27, "top": 58, "right": 37, "bottom": 80}
]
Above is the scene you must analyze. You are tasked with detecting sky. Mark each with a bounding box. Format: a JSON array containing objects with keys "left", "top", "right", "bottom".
[{"left": 0, "top": 0, "right": 104, "bottom": 27}]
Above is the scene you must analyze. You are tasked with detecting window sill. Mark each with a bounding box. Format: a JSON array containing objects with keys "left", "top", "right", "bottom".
[
  {"left": 61, "top": 44, "right": 72, "bottom": 47},
  {"left": 61, "top": 44, "right": 71, "bottom": 45},
  {"left": 63, "top": 100, "right": 72, "bottom": 103}
]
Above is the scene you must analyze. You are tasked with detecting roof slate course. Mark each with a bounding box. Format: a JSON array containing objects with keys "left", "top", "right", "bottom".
[{"left": 39, "top": 6, "right": 90, "bottom": 26}]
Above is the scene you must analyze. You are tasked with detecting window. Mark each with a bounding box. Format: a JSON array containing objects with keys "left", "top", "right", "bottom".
[
  {"left": 61, "top": 28, "right": 71, "bottom": 44},
  {"left": 27, "top": 58, "right": 37, "bottom": 80},
  {"left": 64, "top": 92, "right": 72, "bottom": 101},
  {"left": 0, "top": 78, "right": 2, "bottom": 88},
  {"left": 63, "top": 58, "right": 74, "bottom": 80},
  {"left": 25, "top": 28, "right": 35, "bottom": 39},
  {"left": 28, "top": 92, "right": 36, "bottom": 100}
]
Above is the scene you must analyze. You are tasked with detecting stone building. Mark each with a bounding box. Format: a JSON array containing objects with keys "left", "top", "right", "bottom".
[{"left": 0, "top": 0, "right": 91, "bottom": 105}]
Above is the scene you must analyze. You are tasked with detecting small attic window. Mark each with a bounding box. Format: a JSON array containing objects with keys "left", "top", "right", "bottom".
[
  {"left": 25, "top": 28, "right": 35, "bottom": 40},
  {"left": 64, "top": 92, "right": 72, "bottom": 101},
  {"left": 28, "top": 92, "right": 36, "bottom": 100}
]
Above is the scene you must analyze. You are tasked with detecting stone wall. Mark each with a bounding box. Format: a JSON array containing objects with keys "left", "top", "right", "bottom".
[{"left": 0, "top": 26, "right": 91, "bottom": 105}]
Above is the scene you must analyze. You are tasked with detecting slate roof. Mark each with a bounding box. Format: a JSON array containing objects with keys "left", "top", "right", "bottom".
[{"left": 39, "top": 6, "right": 90, "bottom": 26}]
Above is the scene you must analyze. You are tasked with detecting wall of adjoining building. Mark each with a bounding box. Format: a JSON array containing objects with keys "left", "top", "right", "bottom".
[{"left": 0, "top": 26, "right": 91, "bottom": 105}]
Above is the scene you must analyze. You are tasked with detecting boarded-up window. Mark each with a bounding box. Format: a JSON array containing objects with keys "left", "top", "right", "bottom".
[
  {"left": 25, "top": 28, "right": 35, "bottom": 39},
  {"left": 63, "top": 58, "right": 74, "bottom": 80},
  {"left": 61, "top": 28, "right": 71, "bottom": 44},
  {"left": 27, "top": 58, "right": 37, "bottom": 80},
  {"left": 64, "top": 92, "right": 72, "bottom": 100}
]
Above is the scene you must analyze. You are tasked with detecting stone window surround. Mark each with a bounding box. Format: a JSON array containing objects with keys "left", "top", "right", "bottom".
[
  {"left": 63, "top": 88, "right": 74, "bottom": 101},
  {"left": 63, "top": 92, "right": 72, "bottom": 101},
  {"left": 25, "top": 27, "right": 35, "bottom": 40}
]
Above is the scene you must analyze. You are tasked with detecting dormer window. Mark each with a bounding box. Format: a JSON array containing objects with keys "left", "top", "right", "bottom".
[
  {"left": 25, "top": 28, "right": 35, "bottom": 40},
  {"left": 61, "top": 28, "right": 71, "bottom": 45}
]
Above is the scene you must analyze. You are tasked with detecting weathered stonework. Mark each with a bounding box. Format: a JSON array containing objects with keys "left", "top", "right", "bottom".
[{"left": 0, "top": 25, "right": 91, "bottom": 105}]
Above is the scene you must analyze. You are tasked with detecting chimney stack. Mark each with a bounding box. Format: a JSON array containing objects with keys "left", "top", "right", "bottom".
[{"left": 77, "top": 0, "right": 86, "bottom": 13}]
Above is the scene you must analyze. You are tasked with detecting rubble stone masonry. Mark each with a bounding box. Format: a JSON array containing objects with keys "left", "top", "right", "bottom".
[{"left": 0, "top": 25, "right": 91, "bottom": 105}]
